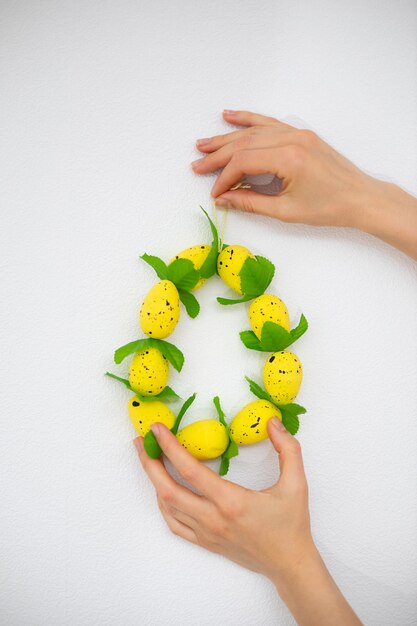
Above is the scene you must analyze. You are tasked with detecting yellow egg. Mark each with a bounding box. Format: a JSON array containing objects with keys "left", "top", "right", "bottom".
[
  {"left": 170, "top": 244, "right": 211, "bottom": 290},
  {"left": 139, "top": 280, "right": 180, "bottom": 339},
  {"left": 128, "top": 396, "right": 175, "bottom": 436},
  {"left": 263, "top": 351, "right": 303, "bottom": 405},
  {"left": 217, "top": 245, "right": 255, "bottom": 294},
  {"left": 176, "top": 420, "right": 229, "bottom": 460},
  {"left": 249, "top": 294, "right": 290, "bottom": 339},
  {"left": 229, "top": 399, "right": 281, "bottom": 445},
  {"left": 128, "top": 347, "right": 169, "bottom": 396}
]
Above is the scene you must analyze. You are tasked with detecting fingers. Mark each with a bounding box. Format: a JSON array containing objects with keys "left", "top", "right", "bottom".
[
  {"left": 214, "top": 189, "right": 289, "bottom": 221},
  {"left": 211, "top": 146, "right": 290, "bottom": 198},
  {"left": 196, "top": 124, "right": 292, "bottom": 155},
  {"left": 158, "top": 499, "right": 199, "bottom": 545},
  {"left": 133, "top": 437, "right": 206, "bottom": 519},
  {"left": 266, "top": 417, "right": 307, "bottom": 490},
  {"left": 192, "top": 132, "right": 292, "bottom": 175},
  {"left": 146, "top": 423, "right": 229, "bottom": 502},
  {"left": 223, "top": 109, "right": 290, "bottom": 129}
]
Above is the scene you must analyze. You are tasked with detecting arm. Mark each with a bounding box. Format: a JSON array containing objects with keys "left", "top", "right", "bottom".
[
  {"left": 192, "top": 109, "right": 417, "bottom": 261},
  {"left": 134, "top": 418, "right": 362, "bottom": 626}
]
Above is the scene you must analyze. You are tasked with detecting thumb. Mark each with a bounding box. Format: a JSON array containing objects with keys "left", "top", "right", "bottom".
[
  {"left": 266, "top": 416, "right": 306, "bottom": 489},
  {"left": 215, "top": 189, "right": 290, "bottom": 221}
]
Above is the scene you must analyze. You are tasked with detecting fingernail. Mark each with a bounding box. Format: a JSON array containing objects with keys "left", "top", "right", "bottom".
[
  {"left": 215, "top": 197, "right": 232, "bottom": 208},
  {"left": 150, "top": 422, "right": 160, "bottom": 437},
  {"left": 223, "top": 109, "right": 236, "bottom": 115},
  {"left": 191, "top": 157, "right": 204, "bottom": 170},
  {"left": 133, "top": 437, "right": 144, "bottom": 451},
  {"left": 270, "top": 416, "right": 285, "bottom": 431},
  {"left": 196, "top": 137, "right": 211, "bottom": 146}
]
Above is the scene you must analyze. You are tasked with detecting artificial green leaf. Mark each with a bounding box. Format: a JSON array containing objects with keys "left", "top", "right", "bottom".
[
  {"left": 245, "top": 376, "right": 274, "bottom": 403},
  {"left": 278, "top": 404, "right": 306, "bottom": 435},
  {"left": 140, "top": 253, "right": 168, "bottom": 280},
  {"left": 213, "top": 396, "right": 227, "bottom": 428},
  {"left": 260, "top": 321, "right": 292, "bottom": 351},
  {"left": 178, "top": 289, "right": 200, "bottom": 318},
  {"left": 213, "top": 395, "right": 239, "bottom": 477},
  {"left": 239, "top": 330, "right": 263, "bottom": 350},
  {"left": 171, "top": 393, "right": 197, "bottom": 435},
  {"left": 114, "top": 338, "right": 184, "bottom": 372},
  {"left": 217, "top": 295, "right": 255, "bottom": 306},
  {"left": 144, "top": 430, "right": 163, "bottom": 458},
  {"left": 167, "top": 258, "right": 200, "bottom": 291},
  {"left": 241, "top": 315, "right": 309, "bottom": 352},
  {"left": 105, "top": 372, "right": 179, "bottom": 403},
  {"left": 199, "top": 207, "right": 220, "bottom": 279},
  {"left": 290, "top": 314, "right": 308, "bottom": 343},
  {"left": 239, "top": 255, "right": 275, "bottom": 297},
  {"left": 155, "top": 386, "right": 180, "bottom": 401}
]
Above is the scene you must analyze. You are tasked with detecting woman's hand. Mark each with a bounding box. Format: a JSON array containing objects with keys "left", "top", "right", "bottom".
[
  {"left": 134, "top": 417, "right": 362, "bottom": 625},
  {"left": 192, "top": 110, "right": 417, "bottom": 260}
]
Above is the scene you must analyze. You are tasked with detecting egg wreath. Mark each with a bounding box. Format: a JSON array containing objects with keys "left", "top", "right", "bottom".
[{"left": 106, "top": 207, "right": 308, "bottom": 476}]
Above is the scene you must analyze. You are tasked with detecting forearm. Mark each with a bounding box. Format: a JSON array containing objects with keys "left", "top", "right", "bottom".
[
  {"left": 271, "top": 545, "right": 363, "bottom": 626},
  {"left": 354, "top": 178, "right": 417, "bottom": 260}
]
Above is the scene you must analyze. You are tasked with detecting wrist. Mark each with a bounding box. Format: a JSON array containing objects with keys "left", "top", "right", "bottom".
[
  {"left": 351, "top": 177, "right": 417, "bottom": 259},
  {"left": 270, "top": 540, "right": 324, "bottom": 600}
]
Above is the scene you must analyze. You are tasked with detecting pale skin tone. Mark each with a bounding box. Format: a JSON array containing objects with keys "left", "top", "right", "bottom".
[{"left": 134, "top": 110, "right": 417, "bottom": 625}]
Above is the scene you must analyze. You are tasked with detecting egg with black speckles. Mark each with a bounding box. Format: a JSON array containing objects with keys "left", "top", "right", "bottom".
[
  {"left": 176, "top": 420, "right": 229, "bottom": 460},
  {"left": 140, "top": 280, "right": 180, "bottom": 338},
  {"left": 128, "top": 396, "right": 175, "bottom": 436},
  {"left": 263, "top": 350, "right": 302, "bottom": 405},
  {"left": 217, "top": 245, "right": 255, "bottom": 294},
  {"left": 170, "top": 245, "right": 211, "bottom": 290},
  {"left": 249, "top": 294, "right": 290, "bottom": 339},
  {"left": 229, "top": 399, "right": 281, "bottom": 445},
  {"left": 128, "top": 347, "right": 169, "bottom": 396}
]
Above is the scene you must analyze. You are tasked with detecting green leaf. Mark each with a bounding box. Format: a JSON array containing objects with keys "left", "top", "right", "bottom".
[
  {"left": 144, "top": 430, "right": 163, "bottom": 458},
  {"left": 290, "top": 314, "right": 308, "bottom": 343},
  {"left": 213, "top": 396, "right": 239, "bottom": 477},
  {"left": 279, "top": 403, "right": 306, "bottom": 436},
  {"left": 260, "top": 321, "right": 292, "bottom": 351},
  {"left": 178, "top": 289, "right": 200, "bottom": 318},
  {"left": 241, "top": 315, "right": 309, "bottom": 353},
  {"left": 239, "top": 330, "right": 263, "bottom": 350},
  {"left": 114, "top": 338, "right": 184, "bottom": 372},
  {"left": 239, "top": 255, "right": 275, "bottom": 297},
  {"left": 171, "top": 393, "right": 197, "bottom": 435},
  {"left": 105, "top": 372, "right": 179, "bottom": 403},
  {"left": 140, "top": 253, "right": 168, "bottom": 280},
  {"left": 167, "top": 258, "right": 200, "bottom": 291},
  {"left": 245, "top": 376, "right": 274, "bottom": 403},
  {"left": 155, "top": 386, "right": 180, "bottom": 402},
  {"left": 199, "top": 207, "right": 220, "bottom": 279},
  {"left": 217, "top": 295, "right": 255, "bottom": 306}
]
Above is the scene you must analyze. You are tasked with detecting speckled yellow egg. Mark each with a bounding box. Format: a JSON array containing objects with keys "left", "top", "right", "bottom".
[
  {"left": 176, "top": 420, "right": 229, "bottom": 460},
  {"left": 128, "top": 348, "right": 169, "bottom": 396},
  {"left": 263, "top": 351, "right": 303, "bottom": 405},
  {"left": 170, "top": 245, "right": 211, "bottom": 290},
  {"left": 249, "top": 294, "right": 290, "bottom": 339},
  {"left": 128, "top": 396, "right": 175, "bottom": 436},
  {"left": 139, "top": 280, "right": 180, "bottom": 339},
  {"left": 229, "top": 399, "right": 281, "bottom": 445},
  {"left": 217, "top": 245, "right": 255, "bottom": 294}
]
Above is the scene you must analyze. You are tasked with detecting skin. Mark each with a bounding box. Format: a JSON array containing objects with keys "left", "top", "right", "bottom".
[
  {"left": 133, "top": 109, "right": 417, "bottom": 624},
  {"left": 192, "top": 109, "right": 417, "bottom": 261},
  {"left": 134, "top": 419, "right": 362, "bottom": 626}
]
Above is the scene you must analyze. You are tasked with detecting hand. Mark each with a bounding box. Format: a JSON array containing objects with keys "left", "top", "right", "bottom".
[
  {"left": 135, "top": 416, "right": 312, "bottom": 580},
  {"left": 134, "top": 417, "right": 362, "bottom": 625},
  {"left": 192, "top": 109, "right": 417, "bottom": 260}
]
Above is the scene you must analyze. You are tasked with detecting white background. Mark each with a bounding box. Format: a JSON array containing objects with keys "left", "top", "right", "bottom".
[{"left": 1, "top": 1, "right": 417, "bottom": 625}]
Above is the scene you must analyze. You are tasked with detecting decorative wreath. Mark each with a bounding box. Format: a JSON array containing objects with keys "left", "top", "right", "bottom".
[{"left": 106, "top": 206, "right": 308, "bottom": 476}]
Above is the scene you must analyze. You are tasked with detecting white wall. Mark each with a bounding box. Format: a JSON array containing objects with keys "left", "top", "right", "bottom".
[{"left": 1, "top": 1, "right": 417, "bottom": 624}]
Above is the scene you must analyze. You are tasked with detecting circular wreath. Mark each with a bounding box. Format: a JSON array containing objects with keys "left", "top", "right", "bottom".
[{"left": 106, "top": 207, "right": 308, "bottom": 476}]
